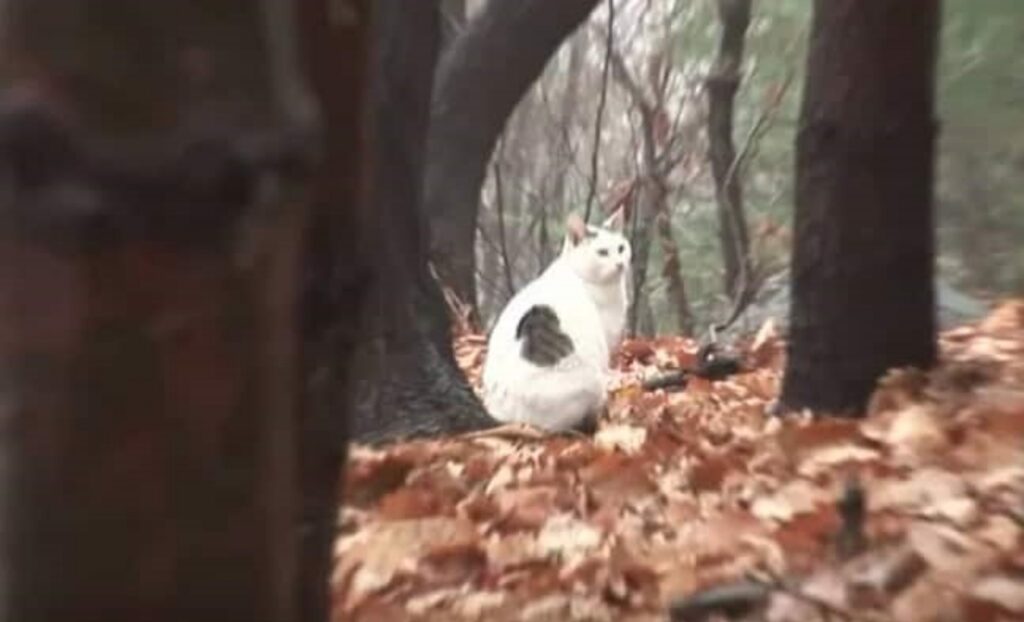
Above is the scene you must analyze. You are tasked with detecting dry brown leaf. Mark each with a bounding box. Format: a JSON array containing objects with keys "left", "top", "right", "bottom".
[
  {"left": 593, "top": 424, "right": 648, "bottom": 454},
  {"left": 979, "top": 299, "right": 1024, "bottom": 333},
  {"left": 797, "top": 443, "right": 881, "bottom": 478},
  {"left": 764, "top": 591, "right": 826, "bottom": 622},
  {"left": 891, "top": 574, "right": 966, "bottom": 622},
  {"left": 847, "top": 546, "right": 927, "bottom": 607},
  {"left": 334, "top": 516, "right": 479, "bottom": 613},
  {"left": 494, "top": 485, "right": 566, "bottom": 531},
  {"left": 975, "top": 515, "right": 1023, "bottom": 553},
  {"left": 871, "top": 468, "right": 969, "bottom": 514},
  {"left": 336, "top": 300, "right": 1024, "bottom": 621},
  {"left": 454, "top": 590, "right": 509, "bottom": 619},
  {"left": 486, "top": 531, "right": 544, "bottom": 571},
  {"left": 968, "top": 575, "right": 1024, "bottom": 614},
  {"left": 751, "top": 479, "right": 831, "bottom": 523},
  {"left": 536, "top": 513, "right": 603, "bottom": 562},
  {"left": 883, "top": 404, "right": 950, "bottom": 459},
  {"left": 906, "top": 521, "right": 997, "bottom": 583}
]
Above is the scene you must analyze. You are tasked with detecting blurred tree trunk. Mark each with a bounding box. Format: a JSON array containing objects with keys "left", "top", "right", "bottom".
[
  {"left": 706, "top": 0, "right": 753, "bottom": 301},
  {"left": 424, "top": 0, "right": 601, "bottom": 323},
  {"left": 293, "top": 0, "right": 369, "bottom": 619},
  {"left": 0, "top": 0, "right": 338, "bottom": 619},
  {"left": 349, "top": 0, "right": 496, "bottom": 443},
  {"left": 781, "top": 0, "right": 939, "bottom": 414}
]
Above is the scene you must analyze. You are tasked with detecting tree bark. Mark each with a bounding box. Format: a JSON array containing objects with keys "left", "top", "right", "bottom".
[
  {"left": 781, "top": 0, "right": 940, "bottom": 414},
  {"left": 656, "top": 208, "right": 697, "bottom": 336},
  {"left": 293, "top": 0, "right": 370, "bottom": 619},
  {"left": 350, "top": 0, "right": 497, "bottom": 444},
  {"left": 0, "top": 0, "right": 325, "bottom": 619},
  {"left": 706, "top": 0, "right": 753, "bottom": 301},
  {"left": 424, "top": 0, "right": 601, "bottom": 319}
]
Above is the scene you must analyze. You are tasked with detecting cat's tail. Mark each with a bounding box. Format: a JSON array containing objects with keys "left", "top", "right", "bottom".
[{"left": 516, "top": 304, "right": 574, "bottom": 367}]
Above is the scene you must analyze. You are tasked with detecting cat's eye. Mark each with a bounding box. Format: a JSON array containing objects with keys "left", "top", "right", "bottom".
[
  {"left": 618, "top": 244, "right": 625, "bottom": 253},
  {"left": 597, "top": 248, "right": 609, "bottom": 257}
]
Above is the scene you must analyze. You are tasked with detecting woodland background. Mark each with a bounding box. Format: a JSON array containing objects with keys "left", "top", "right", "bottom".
[
  {"left": 464, "top": 0, "right": 1020, "bottom": 335},
  {"left": 0, "top": 0, "right": 1022, "bottom": 621}
]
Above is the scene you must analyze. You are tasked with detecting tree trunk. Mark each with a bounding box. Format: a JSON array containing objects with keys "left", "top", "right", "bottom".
[
  {"left": 628, "top": 147, "right": 660, "bottom": 337},
  {"left": 706, "top": 0, "right": 753, "bottom": 301},
  {"left": 293, "top": 0, "right": 370, "bottom": 619},
  {"left": 0, "top": 0, "right": 327, "bottom": 618},
  {"left": 781, "top": 0, "right": 940, "bottom": 414},
  {"left": 656, "top": 207, "right": 697, "bottom": 336},
  {"left": 350, "top": 0, "right": 497, "bottom": 444},
  {"left": 424, "top": 0, "right": 601, "bottom": 319}
]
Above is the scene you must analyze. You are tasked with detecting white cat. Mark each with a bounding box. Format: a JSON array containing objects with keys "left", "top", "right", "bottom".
[{"left": 481, "top": 209, "right": 632, "bottom": 431}]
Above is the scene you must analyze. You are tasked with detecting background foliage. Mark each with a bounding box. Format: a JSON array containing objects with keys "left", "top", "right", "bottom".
[{"left": 475, "top": 0, "right": 1022, "bottom": 334}]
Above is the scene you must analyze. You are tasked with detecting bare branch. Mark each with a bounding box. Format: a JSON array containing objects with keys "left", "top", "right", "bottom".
[
  {"left": 713, "top": 27, "right": 805, "bottom": 335},
  {"left": 583, "top": 0, "right": 615, "bottom": 222}
]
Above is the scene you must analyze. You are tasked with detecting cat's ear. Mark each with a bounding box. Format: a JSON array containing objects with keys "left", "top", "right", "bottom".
[
  {"left": 601, "top": 206, "right": 626, "bottom": 232},
  {"left": 564, "top": 212, "right": 587, "bottom": 246}
]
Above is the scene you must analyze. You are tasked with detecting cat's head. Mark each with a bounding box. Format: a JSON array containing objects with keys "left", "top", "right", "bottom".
[{"left": 560, "top": 208, "right": 632, "bottom": 285}]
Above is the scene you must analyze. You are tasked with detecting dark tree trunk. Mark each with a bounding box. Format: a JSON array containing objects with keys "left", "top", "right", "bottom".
[
  {"left": 706, "top": 0, "right": 753, "bottom": 301},
  {"left": 628, "top": 145, "right": 658, "bottom": 337},
  {"left": 780, "top": 0, "right": 940, "bottom": 414},
  {"left": 0, "top": 0, "right": 328, "bottom": 619},
  {"left": 293, "top": 0, "right": 370, "bottom": 620},
  {"left": 424, "top": 0, "right": 601, "bottom": 322},
  {"left": 656, "top": 208, "right": 697, "bottom": 336},
  {"left": 350, "top": 0, "right": 497, "bottom": 444}
]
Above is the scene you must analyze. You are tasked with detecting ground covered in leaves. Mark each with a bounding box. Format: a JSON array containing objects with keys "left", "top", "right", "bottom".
[{"left": 333, "top": 302, "right": 1024, "bottom": 622}]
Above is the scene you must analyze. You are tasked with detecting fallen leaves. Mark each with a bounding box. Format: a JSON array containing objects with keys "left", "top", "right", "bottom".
[{"left": 334, "top": 303, "right": 1024, "bottom": 621}]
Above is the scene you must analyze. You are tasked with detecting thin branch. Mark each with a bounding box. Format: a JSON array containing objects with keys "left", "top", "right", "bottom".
[
  {"left": 492, "top": 139, "right": 516, "bottom": 297},
  {"left": 608, "top": 45, "right": 651, "bottom": 111},
  {"left": 713, "top": 25, "right": 804, "bottom": 336},
  {"left": 583, "top": 0, "right": 615, "bottom": 222}
]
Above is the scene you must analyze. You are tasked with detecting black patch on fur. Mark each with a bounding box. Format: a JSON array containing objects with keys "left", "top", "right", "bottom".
[{"left": 516, "top": 304, "right": 574, "bottom": 367}]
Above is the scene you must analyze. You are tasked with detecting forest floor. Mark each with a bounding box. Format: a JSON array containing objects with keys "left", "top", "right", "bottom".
[{"left": 332, "top": 302, "right": 1024, "bottom": 622}]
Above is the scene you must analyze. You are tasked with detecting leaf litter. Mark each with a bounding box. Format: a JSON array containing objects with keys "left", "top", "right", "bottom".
[{"left": 334, "top": 300, "right": 1024, "bottom": 621}]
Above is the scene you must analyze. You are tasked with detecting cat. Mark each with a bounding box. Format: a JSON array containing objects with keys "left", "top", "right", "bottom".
[{"left": 481, "top": 209, "right": 632, "bottom": 432}]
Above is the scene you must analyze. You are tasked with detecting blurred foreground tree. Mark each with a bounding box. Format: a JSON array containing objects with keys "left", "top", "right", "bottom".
[
  {"left": 0, "top": 0, "right": 352, "bottom": 618},
  {"left": 781, "top": 0, "right": 940, "bottom": 414},
  {"left": 293, "top": 0, "right": 371, "bottom": 619}
]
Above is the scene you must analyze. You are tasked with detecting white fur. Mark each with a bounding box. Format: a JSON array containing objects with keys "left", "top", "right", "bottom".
[{"left": 482, "top": 213, "right": 631, "bottom": 431}]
